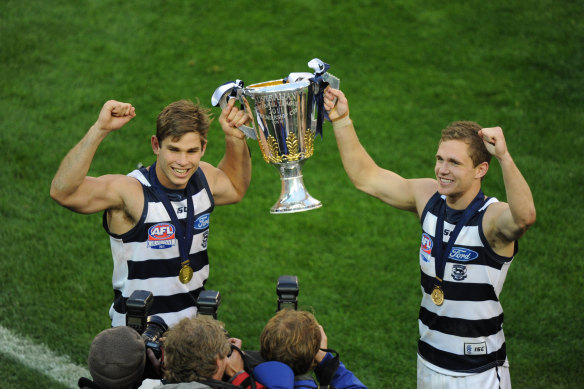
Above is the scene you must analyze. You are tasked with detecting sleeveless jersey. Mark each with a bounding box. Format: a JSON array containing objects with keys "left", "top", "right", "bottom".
[
  {"left": 103, "top": 166, "right": 214, "bottom": 328},
  {"left": 417, "top": 192, "right": 517, "bottom": 374}
]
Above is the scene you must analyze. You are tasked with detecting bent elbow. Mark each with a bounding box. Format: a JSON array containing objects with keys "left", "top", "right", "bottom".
[
  {"left": 351, "top": 176, "right": 371, "bottom": 194},
  {"left": 353, "top": 180, "right": 378, "bottom": 199},
  {"left": 49, "top": 182, "right": 66, "bottom": 205},
  {"left": 231, "top": 193, "right": 245, "bottom": 205},
  {"left": 353, "top": 180, "right": 366, "bottom": 193},
  {"left": 50, "top": 180, "right": 78, "bottom": 210},
  {"left": 219, "top": 186, "right": 248, "bottom": 206},
  {"left": 517, "top": 208, "right": 536, "bottom": 234},
  {"left": 524, "top": 208, "right": 537, "bottom": 229}
]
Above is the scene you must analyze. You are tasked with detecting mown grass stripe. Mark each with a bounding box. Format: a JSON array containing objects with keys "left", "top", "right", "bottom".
[{"left": 0, "top": 325, "right": 90, "bottom": 388}]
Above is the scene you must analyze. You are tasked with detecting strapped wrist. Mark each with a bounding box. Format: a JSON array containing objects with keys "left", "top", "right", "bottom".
[
  {"left": 331, "top": 110, "right": 349, "bottom": 122},
  {"left": 332, "top": 112, "right": 352, "bottom": 129}
]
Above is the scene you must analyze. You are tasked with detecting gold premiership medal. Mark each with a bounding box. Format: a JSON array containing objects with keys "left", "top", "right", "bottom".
[
  {"left": 431, "top": 286, "right": 444, "bottom": 306},
  {"left": 179, "top": 265, "right": 194, "bottom": 284}
]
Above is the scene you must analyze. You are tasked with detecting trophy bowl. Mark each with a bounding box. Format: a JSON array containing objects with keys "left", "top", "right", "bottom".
[
  {"left": 243, "top": 78, "right": 320, "bottom": 214},
  {"left": 211, "top": 59, "right": 339, "bottom": 214}
]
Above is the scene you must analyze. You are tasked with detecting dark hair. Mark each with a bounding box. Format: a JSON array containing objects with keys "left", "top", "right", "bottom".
[
  {"left": 156, "top": 99, "right": 212, "bottom": 146},
  {"left": 440, "top": 121, "right": 491, "bottom": 166},
  {"left": 260, "top": 310, "right": 321, "bottom": 376}
]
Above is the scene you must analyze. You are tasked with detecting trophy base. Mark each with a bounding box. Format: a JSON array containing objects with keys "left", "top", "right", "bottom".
[{"left": 270, "top": 162, "right": 322, "bottom": 214}]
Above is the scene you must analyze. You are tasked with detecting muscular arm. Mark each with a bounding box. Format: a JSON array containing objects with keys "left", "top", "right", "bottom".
[
  {"left": 202, "top": 98, "right": 252, "bottom": 205},
  {"left": 480, "top": 127, "right": 536, "bottom": 250},
  {"left": 50, "top": 100, "right": 137, "bottom": 214},
  {"left": 325, "top": 88, "right": 436, "bottom": 216}
]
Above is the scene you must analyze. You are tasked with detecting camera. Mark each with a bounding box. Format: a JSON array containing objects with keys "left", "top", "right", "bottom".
[
  {"left": 196, "top": 289, "right": 231, "bottom": 339},
  {"left": 196, "top": 290, "right": 222, "bottom": 319},
  {"left": 227, "top": 275, "right": 301, "bottom": 373},
  {"left": 126, "top": 290, "right": 168, "bottom": 359},
  {"left": 276, "top": 275, "right": 299, "bottom": 311}
]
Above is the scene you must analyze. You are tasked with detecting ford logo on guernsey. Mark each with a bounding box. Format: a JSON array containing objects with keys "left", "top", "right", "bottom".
[
  {"left": 448, "top": 247, "right": 479, "bottom": 262},
  {"left": 147, "top": 223, "right": 177, "bottom": 249},
  {"left": 194, "top": 213, "right": 210, "bottom": 230}
]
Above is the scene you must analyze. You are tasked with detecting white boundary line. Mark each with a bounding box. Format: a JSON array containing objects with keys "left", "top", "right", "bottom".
[{"left": 0, "top": 325, "right": 90, "bottom": 388}]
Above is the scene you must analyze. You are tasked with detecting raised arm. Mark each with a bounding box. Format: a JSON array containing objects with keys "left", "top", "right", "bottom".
[
  {"left": 324, "top": 88, "right": 436, "bottom": 215},
  {"left": 201, "top": 98, "right": 252, "bottom": 205},
  {"left": 480, "top": 126, "right": 536, "bottom": 249},
  {"left": 50, "top": 100, "right": 137, "bottom": 214}
]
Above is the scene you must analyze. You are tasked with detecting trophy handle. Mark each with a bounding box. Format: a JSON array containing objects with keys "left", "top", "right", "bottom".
[{"left": 211, "top": 83, "right": 257, "bottom": 140}]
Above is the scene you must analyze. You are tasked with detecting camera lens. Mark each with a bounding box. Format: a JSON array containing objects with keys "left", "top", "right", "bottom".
[
  {"left": 143, "top": 315, "right": 167, "bottom": 340},
  {"left": 142, "top": 315, "right": 168, "bottom": 359}
]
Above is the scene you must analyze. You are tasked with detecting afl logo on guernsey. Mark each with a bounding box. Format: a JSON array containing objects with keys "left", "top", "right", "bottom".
[
  {"left": 194, "top": 213, "right": 210, "bottom": 230},
  {"left": 147, "top": 223, "right": 177, "bottom": 249},
  {"left": 420, "top": 233, "right": 433, "bottom": 263},
  {"left": 421, "top": 233, "right": 433, "bottom": 254}
]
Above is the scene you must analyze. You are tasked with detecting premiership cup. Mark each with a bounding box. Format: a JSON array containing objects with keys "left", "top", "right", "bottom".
[{"left": 212, "top": 59, "right": 339, "bottom": 214}]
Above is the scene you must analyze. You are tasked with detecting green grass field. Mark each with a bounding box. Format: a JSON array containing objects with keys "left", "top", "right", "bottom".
[{"left": 1, "top": 0, "right": 582, "bottom": 388}]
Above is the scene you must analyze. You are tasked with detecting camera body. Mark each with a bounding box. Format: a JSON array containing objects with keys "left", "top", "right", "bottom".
[
  {"left": 196, "top": 290, "right": 222, "bottom": 319},
  {"left": 126, "top": 290, "right": 168, "bottom": 359},
  {"left": 277, "top": 275, "right": 299, "bottom": 311}
]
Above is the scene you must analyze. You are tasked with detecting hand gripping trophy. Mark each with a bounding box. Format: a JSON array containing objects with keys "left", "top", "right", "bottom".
[{"left": 212, "top": 58, "right": 339, "bottom": 214}]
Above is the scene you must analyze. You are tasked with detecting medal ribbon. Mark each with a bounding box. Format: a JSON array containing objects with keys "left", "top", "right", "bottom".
[
  {"left": 149, "top": 163, "right": 195, "bottom": 270},
  {"left": 433, "top": 190, "right": 485, "bottom": 282}
]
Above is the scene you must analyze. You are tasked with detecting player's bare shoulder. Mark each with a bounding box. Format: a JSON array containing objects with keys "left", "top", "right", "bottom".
[
  {"left": 481, "top": 200, "right": 508, "bottom": 233},
  {"left": 412, "top": 178, "right": 439, "bottom": 217},
  {"left": 198, "top": 161, "right": 215, "bottom": 176},
  {"left": 198, "top": 161, "right": 219, "bottom": 189},
  {"left": 105, "top": 174, "right": 145, "bottom": 234},
  {"left": 481, "top": 200, "right": 516, "bottom": 256}
]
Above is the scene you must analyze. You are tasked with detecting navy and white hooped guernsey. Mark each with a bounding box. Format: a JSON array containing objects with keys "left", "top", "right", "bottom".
[
  {"left": 417, "top": 192, "right": 517, "bottom": 375},
  {"left": 103, "top": 166, "right": 214, "bottom": 328}
]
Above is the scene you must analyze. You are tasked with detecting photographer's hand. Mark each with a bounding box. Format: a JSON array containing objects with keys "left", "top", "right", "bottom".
[
  {"left": 146, "top": 348, "right": 163, "bottom": 378},
  {"left": 315, "top": 325, "right": 328, "bottom": 363},
  {"left": 225, "top": 338, "right": 245, "bottom": 377}
]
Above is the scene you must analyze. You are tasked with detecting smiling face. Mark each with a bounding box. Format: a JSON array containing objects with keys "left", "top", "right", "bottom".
[
  {"left": 151, "top": 132, "right": 206, "bottom": 190},
  {"left": 435, "top": 139, "right": 488, "bottom": 208}
]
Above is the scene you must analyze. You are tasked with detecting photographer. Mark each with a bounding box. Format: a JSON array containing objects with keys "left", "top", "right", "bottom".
[
  {"left": 254, "top": 309, "right": 367, "bottom": 389},
  {"left": 154, "top": 316, "right": 263, "bottom": 389},
  {"left": 79, "top": 326, "right": 147, "bottom": 389}
]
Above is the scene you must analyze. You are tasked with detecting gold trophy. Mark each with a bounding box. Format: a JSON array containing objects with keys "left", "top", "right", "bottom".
[{"left": 212, "top": 58, "right": 339, "bottom": 214}]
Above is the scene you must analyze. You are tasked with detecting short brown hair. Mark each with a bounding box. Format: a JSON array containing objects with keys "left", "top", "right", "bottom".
[
  {"left": 162, "top": 316, "right": 230, "bottom": 383},
  {"left": 156, "top": 99, "right": 212, "bottom": 146},
  {"left": 440, "top": 121, "right": 491, "bottom": 167},
  {"left": 260, "top": 310, "right": 321, "bottom": 375}
]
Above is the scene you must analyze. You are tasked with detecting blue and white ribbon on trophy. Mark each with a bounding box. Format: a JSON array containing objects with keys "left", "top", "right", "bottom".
[
  {"left": 308, "top": 58, "right": 330, "bottom": 137},
  {"left": 211, "top": 79, "right": 258, "bottom": 140}
]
